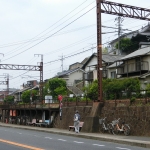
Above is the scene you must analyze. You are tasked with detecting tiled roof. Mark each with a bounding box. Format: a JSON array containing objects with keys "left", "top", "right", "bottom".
[
  {"left": 107, "top": 62, "right": 123, "bottom": 68},
  {"left": 90, "top": 53, "right": 124, "bottom": 62},
  {"left": 120, "top": 46, "right": 150, "bottom": 60},
  {"left": 56, "top": 68, "right": 84, "bottom": 77},
  {"left": 102, "top": 54, "right": 125, "bottom": 63},
  {"left": 81, "top": 53, "right": 125, "bottom": 69}
]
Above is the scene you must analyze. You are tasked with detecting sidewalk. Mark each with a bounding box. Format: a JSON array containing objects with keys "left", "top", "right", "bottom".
[{"left": 0, "top": 122, "right": 150, "bottom": 149}]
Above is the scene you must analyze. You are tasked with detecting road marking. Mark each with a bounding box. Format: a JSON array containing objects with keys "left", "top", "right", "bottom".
[
  {"left": 74, "top": 141, "right": 84, "bottom": 144},
  {"left": 45, "top": 137, "right": 52, "bottom": 139},
  {"left": 116, "top": 147, "right": 131, "bottom": 150},
  {"left": 93, "top": 144, "right": 105, "bottom": 146},
  {"left": 58, "top": 139, "right": 66, "bottom": 141},
  {"left": 0, "top": 139, "right": 44, "bottom": 150},
  {"left": 19, "top": 133, "right": 22, "bottom": 134},
  {"left": 34, "top": 135, "right": 40, "bottom": 137}
]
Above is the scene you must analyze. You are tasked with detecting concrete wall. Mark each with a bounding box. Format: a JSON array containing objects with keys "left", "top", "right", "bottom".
[{"left": 53, "top": 106, "right": 92, "bottom": 129}]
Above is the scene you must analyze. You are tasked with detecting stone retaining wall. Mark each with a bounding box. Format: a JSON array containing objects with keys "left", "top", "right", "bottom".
[
  {"left": 100, "top": 105, "right": 150, "bottom": 136},
  {"left": 53, "top": 100, "right": 150, "bottom": 136},
  {"left": 53, "top": 106, "right": 92, "bottom": 129}
]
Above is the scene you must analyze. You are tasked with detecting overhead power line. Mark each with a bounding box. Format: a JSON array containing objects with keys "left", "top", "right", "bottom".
[
  {"left": 1, "top": 6, "right": 96, "bottom": 63},
  {"left": 3, "top": 1, "right": 94, "bottom": 57}
]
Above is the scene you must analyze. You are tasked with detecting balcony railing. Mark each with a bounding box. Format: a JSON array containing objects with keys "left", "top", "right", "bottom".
[
  {"left": 84, "top": 70, "right": 107, "bottom": 81},
  {"left": 117, "top": 61, "right": 149, "bottom": 75}
]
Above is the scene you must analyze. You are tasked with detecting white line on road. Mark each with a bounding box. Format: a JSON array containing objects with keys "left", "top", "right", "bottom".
[
  {"left": 34, "top": 135, "right": 40, "bottom": 137},
  {"left": 45, "top": 137, "right": 52, "bottom": 139},
  {"left": 74, "top": 141, "right": 84, "bottom": 144},
  {"left": 18, "top": 133, "right": 22, "bottom": 134},
  {"left": 93, "top": 144, "right": 105, "bottom": 147},
  {"left": 116, "top": 147, "right": 131, "bottom": 150},
  {"left": 58, "top": 139, "right": 66, "bottom": 142}
]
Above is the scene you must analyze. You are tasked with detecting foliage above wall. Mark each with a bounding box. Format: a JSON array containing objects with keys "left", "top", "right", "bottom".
[
  {"left": 4, "top": 95, "right": 14, "bottom": 103},
  {"left": 21, "top": 90, "right": 38, "bottom": 103},
  {"left": 84, "top": 78, "right": 141, "bottom": 100},
  {"left": 44, "top": 78, "right": 67, "bottom": 99}
]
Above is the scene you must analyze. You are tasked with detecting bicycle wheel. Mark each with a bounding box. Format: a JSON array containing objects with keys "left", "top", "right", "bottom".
[
  {"left": 112, "top": 125, "right": 119, "bottom": 135},
  {"left": 107, "top": 123, "right": 113, "bottom": 134},
  {"left": 99, "top": 124, "right": 105, "bottom": 133},
  {"left": 123, "top": 124, "right": 130, "bottom": 136}
]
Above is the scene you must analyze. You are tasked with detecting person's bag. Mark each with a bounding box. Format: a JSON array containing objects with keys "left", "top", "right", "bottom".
[{"left": 74, "top": 115, "right": 78, "bottom": 121}]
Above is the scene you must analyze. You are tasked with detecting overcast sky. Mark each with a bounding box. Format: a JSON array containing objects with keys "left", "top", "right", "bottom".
[{"left": 0, "top": 0, "right": 149, "bottom": 90}]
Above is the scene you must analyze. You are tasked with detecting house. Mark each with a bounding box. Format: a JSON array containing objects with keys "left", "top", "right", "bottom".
[
  {"left": 55, "top": 67, "right": 85, "bottom": 96},
  {"left": 9, "top": 80, "right": 39, "bottom": 102},
  {"left": 108, "top": 46, "right": 150, "bottom": 89},
  {"left": 81, "top": 53, "right": 125, "bottom": 85},
  {"left": 56, "top": 67, "right": 85, "bottom": 86},
  {"left": 53, "top": 59, "right": 90, "bottom": 96},
  {"left": 108, "top": 23, "right": 150, "bottom": 55},
  {"left": 108, "top": 30, "right": 138, "bottom": 55},
  {"left": 0, "top": 88, "right": 18, "bottom": 101}
]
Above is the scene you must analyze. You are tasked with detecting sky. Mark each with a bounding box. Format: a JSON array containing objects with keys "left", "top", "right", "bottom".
[{"left": 0, "top": 0, "right": 149, "bottom": 90}]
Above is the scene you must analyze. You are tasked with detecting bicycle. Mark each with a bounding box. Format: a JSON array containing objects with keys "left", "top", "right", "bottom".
[
  {"left": 99, "top": 117, "right": 111, "bottom": 133},
  {"left": 111, "top": 118, "right": 130, "bottom": 136}
]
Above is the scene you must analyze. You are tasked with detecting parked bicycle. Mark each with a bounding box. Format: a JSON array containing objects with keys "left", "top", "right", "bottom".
[
  {"left": 110, "top": 118, "right": 130, "bottom": 136},
  {"left": 99, "top": 117, "right": 111, "bottom": 133}
]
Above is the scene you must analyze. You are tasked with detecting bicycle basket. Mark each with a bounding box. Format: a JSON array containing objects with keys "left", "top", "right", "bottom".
[{"left": 99, "top": 119, "right": 104, "bottom": 125}]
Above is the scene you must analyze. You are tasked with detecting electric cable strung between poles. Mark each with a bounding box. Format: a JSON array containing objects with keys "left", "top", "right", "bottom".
[{"left": 3, "top": 2, "right": 93, "bottom": 61}]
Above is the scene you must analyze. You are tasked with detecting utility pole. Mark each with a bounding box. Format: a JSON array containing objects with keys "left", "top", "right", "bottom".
[
  {"left": 60, "top": 54, "right": 64, "bottom": 72},
  {"left": 97, "top": 0, "right": 102, "bottom": 102},
  {"left": 89, "top": 43, "right": 95, "bottom": 54},
  {"left": 3, "top": 73, "right": 9, "bottom": 95},
  {"left": 0, "top": 73, "right": 10, "bottom": 96},
  {"left": 34, "top": 54, "right": 43, "bottom": 102},
  {"left": 115, "top": 16, "right": 124, "bottom": 54}
]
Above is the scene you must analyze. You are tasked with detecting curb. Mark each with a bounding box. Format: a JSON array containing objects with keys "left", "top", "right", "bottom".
[{"left": 0, "top": 123, "right": 150, "bottom": 149}]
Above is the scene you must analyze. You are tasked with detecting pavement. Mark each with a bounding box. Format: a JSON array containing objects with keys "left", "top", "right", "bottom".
[{"left": 0, "top": 122, "right": 150, "bottom": 149}]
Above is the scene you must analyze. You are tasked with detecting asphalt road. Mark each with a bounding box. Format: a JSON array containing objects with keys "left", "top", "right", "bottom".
[{"left": 0, "top": 127, "right": 149, "bottom": 150}]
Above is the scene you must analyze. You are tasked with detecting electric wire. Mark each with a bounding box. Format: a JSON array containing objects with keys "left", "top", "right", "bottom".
[
  {"left": 1, "top": 6, "right": 96, "bottom": 63},
  {"left": 3, "top": 1, "right": 95, "bottom": 57},
  {"left": 3, "top": 0, "right": 89, "bottom": 52}
]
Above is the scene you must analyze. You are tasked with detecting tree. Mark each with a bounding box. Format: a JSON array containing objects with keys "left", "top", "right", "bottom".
[
  {"left": 21, "top": 90, "right": 38, "bottom": 103},
  {"left": 115, "top": 38, "right": 138, "bottom": 54},
  {"left": 84, "top": 78, "right": 141, "bottom": 100},
  {"left": 145, "top": 84, "right": 150, "bottom": 97},
  {"left": 102, "top": 47, "right": 108, "bottom": 54},
  {"left": 45, "top": 78, "right": 67, "bottom": 98},
  {"left": 84, "top": 80, "right": 98, "bottom": 100},
  {"left": 4, "top": 95, "right": 14, "bottom": 103}
]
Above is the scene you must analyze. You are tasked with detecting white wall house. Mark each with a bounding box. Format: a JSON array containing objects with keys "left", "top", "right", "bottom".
[
  {"left": 56, "top": 67, "right": 85, "bottom": 86},
  {"left": 81, "top": 53, "right": 124, "bottom": 85},
  {"left": 107, "top": 46, "right": 150, "bottom": 89}
]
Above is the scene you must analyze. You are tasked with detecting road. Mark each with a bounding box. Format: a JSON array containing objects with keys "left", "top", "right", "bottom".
[{"left": 0, "top": 127, "right": 149, "bottom": 150}]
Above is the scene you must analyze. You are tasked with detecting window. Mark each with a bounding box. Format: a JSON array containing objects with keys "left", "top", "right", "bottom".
[{"left": 111, "top": 71, "right": 116, "bottom": 79}]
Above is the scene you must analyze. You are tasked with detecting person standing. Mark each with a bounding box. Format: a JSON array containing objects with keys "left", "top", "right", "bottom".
[
  {"left": 74, "top": 110, "right": 80, "bottom": 133},
  {"left": 59, "top": 101, "right": 63, "bottom": 120}
]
